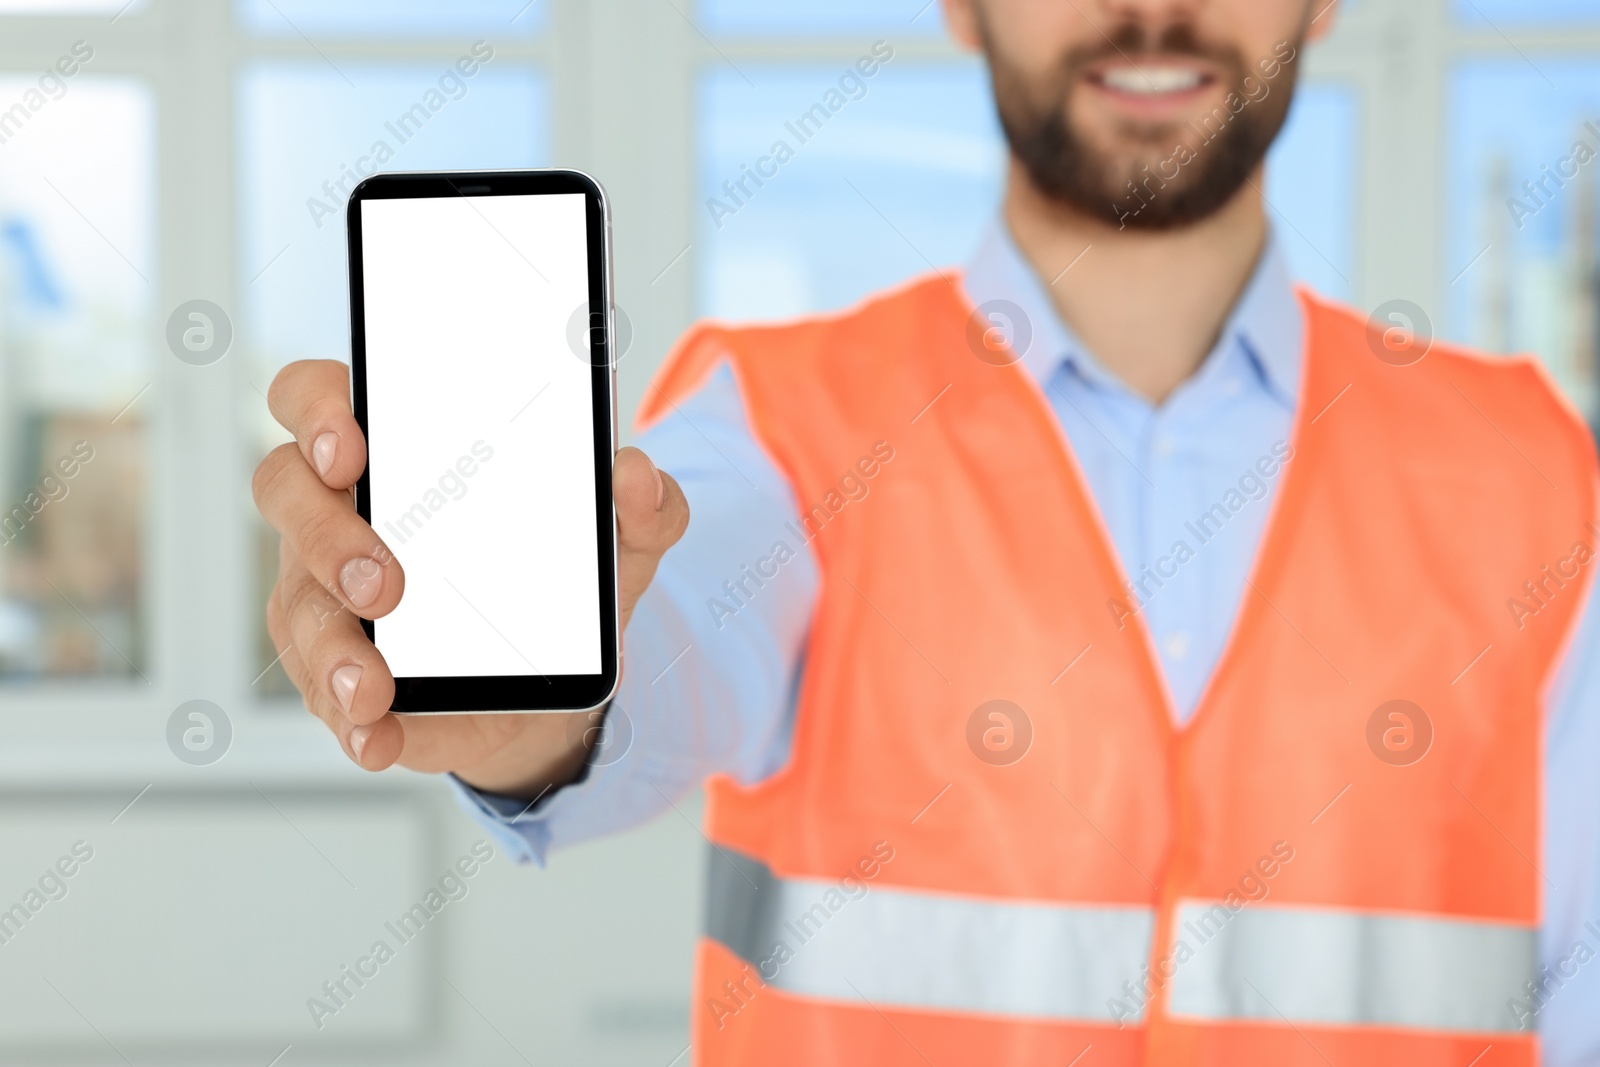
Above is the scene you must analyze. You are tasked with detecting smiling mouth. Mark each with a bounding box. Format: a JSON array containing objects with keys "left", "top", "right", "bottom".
[{"left": 1088, "top": 63, "right": 1216, "bottom": 98}]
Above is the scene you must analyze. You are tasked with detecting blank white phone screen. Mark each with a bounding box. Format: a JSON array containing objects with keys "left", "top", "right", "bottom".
[{"left": 360, "top": 193, "right": 602, "bottom": 677}]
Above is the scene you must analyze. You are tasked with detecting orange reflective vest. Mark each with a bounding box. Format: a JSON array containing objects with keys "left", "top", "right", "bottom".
[{"left": 636, "top": 274, "right": 1598, "bottom": 1067}]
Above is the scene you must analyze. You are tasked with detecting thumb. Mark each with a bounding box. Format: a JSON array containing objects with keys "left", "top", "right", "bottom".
[{"left": 614, "top": 445, "right": 689, "bottom": 629}]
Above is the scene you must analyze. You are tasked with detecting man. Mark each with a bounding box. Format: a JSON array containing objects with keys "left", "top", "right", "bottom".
[{"left": 252, "top": 0, "right": 1600, "bottom": 1063}]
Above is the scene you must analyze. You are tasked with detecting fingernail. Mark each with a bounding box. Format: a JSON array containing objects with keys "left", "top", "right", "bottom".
[
  {"left": 340, "top": 557, "right": 382, "bottom": 608},
  {"left": 313, "top": 432, "right": 338, "bottom": 478},
  {"left": 649, "top": 456, "right": 665, "bottom": 511},
  {"left": 331, "top": 664, "right": 363, "bottom": 713},
  {"left": 350, "top": 723, "right": 374, "bottom": 761}
]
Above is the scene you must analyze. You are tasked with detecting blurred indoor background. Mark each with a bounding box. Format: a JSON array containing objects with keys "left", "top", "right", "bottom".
[{"left": 0, "top": 0, "right": 1596, "bottom": 1063}]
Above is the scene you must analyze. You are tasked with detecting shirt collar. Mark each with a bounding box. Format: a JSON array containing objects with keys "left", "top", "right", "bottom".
[{"left": 960, "top": 216, "right": 1304, "bottom": 409}]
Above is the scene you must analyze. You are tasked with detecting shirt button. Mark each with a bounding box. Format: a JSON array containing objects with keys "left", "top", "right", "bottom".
[
  {"left": 1154, "top": 437, "right": 1176, "bottom": 458},
  {"left": 1162, "top": 631, "right": 1191, "bottom": 660},
  {"left": 1222, "top": 378, "right": 1242, "bottom": 396}
]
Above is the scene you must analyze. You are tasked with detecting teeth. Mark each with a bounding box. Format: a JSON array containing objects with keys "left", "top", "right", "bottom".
[{"left": 1102, "top": 66, "right": 1203, "bottom": 94}]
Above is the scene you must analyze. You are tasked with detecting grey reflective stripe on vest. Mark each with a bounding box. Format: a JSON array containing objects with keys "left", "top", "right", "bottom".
[
  {"left": 1166, "top": 899, "right": 1536, "bottom": 1033},
  {"left": 705, "top": 846, "right": 1155, "bottom": 1022}
]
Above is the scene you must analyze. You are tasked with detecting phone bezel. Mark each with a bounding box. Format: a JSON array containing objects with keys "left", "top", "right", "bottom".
[{"left": 346, "top": 169, "right": 620, "bottom": 714}]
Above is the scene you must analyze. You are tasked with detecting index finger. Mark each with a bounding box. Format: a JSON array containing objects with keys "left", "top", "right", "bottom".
[{"left": 266, "top": 359, "right": 368, "bottom": 491}]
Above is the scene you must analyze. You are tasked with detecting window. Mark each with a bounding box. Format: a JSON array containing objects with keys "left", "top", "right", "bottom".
[
  {"left": 0, "top": 72, "right": 151, "bottom": 678},
  {"left": 1448, "top": 58, "right": 1600, "bottom": 419},
  {"left": 3, "top": 3, "right": 1595, "bottom": 1065},
  {"left": 697, "top": 60, "right": 1003, "bottom": 321}
]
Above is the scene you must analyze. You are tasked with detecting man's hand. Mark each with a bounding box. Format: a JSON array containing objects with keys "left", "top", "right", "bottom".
[{"left": 252, "top": 359, "right": 689, "bottom": 798}]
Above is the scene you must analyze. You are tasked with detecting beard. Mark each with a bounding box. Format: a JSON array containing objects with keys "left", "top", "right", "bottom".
[{"left": 981, "top": 18, "right": 1302, "bottom": 231}]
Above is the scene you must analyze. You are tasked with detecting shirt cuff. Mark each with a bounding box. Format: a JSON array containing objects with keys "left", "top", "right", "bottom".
[
  {"left": 445, "top": 772, "right": 560, "bottom": 866},
  {"left": 444, "top": 702, "right": 617, "bottom": 867}
]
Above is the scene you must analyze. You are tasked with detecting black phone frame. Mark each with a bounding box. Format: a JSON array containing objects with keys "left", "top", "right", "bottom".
[{"left": 346, "top": 169, "right": 620, "bottom": 713}]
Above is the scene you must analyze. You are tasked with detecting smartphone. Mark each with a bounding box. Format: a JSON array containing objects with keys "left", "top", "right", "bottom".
[{"left": 346, "top": 170, "right": 619, "bottom": 713}]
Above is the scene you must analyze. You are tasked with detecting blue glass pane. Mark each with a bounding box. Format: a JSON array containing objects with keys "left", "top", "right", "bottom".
[
  {"left": 236, "top": 0, "right": 544, "bottom": 38},
  {"left": 1447, "top": 58, "right": 1600, "bottom": 417},
  {"left": 1265, "top": 83, "right": 1359, "bottom": 302},
  {"left": 698, "top": 0, "right": 943, "bottom": 36},
  {"left": 238, "top": 62, "right": 545, "bottom": 373},
  {"left": 1455, "top": 0, "right": 1600, "bottom": 26},
  {"left": 697, "top": 60, "right": 1004, "bottom": 320}
]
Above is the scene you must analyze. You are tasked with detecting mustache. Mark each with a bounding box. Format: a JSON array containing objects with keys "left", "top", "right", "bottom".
[{"left": 1059, "top": 20, "right": 1245, "bottom": 77}]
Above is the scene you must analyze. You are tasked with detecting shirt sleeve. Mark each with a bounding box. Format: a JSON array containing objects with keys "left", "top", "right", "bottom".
[
  {"left": 447, "top": 360, "right": 817, "bottom": 866},
  {"left": 1537, "top": 568, "right": 1600, "bottom": 1064}
]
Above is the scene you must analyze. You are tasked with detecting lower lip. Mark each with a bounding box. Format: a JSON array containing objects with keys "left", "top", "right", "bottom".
[{"left": 1087, "top": 77, "right": 1214, "bottom": 120}]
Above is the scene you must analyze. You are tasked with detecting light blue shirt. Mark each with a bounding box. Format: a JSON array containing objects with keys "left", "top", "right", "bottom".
[{"left": 453, "top": 222, "right": 1600, "bottom": 1061}]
